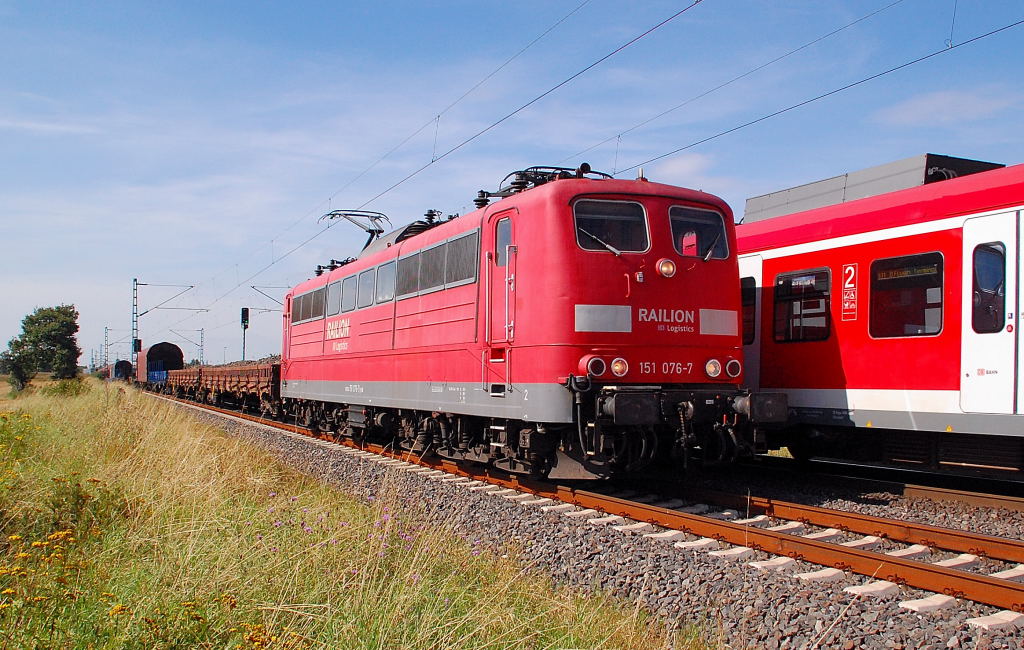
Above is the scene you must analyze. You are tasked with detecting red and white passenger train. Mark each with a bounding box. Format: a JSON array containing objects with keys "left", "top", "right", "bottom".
[
  {"left": 278, "top": 165, "right": 786, "bottom": 479},
  {"left": 738, "top": 162, "right": 1024, "bottom": 475}
]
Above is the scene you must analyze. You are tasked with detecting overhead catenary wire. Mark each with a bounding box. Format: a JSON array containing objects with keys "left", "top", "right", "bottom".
[
  {"left": 256, "top": 0, "right": 594, "bottom": 245},
  {"left": 561, "top": 0, "right": 909, "bottom": 165},
  {"left": 616, "top": 17, "right": 1024, "bottom": 176},
  {"left": 137, "top": 1, "right": 599, "bottom": 344},
  {"left": 353, "top": 0, "right": 707, "bottom": 212},
  {"left": 142, "top": 10, "right": 1024, "bottom": 359},
  {"left": 168, "top": 0, "right": 709, "bottom": 326}
]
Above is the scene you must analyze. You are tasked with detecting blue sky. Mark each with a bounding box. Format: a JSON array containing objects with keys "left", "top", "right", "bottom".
[{"left": 2, "top": 0, "right": 1022, "bottom": 365}]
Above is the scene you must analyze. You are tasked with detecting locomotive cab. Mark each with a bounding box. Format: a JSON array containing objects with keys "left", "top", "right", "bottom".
[{"left": 470, "top": 166, "right": 787, "bottom": 477}]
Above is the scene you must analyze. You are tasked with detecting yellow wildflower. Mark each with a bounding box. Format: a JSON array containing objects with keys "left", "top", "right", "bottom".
[
  {"left": 6, "top": 535, "right": 21, "bottom": 542},
  {"left": 1, "top": 588, "right": 13, "bottom": 595},
  {"left": 31, "top": 541, "right": 49, "bottom": 548},
  {"left": 0, "top": 603, "right": 10, "bottom": 611},
  {"left": 31, "top": 596, "right": 47, "bottom": 603},
  {"left": 108, "top": 604, "right": 130, "bottom": 617},
  {"left": 47, "top": 530, "right": 74, "bottom": 541},
  {"left": 12, "top": 437, "right": 22, "bottom": 442},
  {"left": 14, "top": 553, "right": 29, "bottom": 560}
]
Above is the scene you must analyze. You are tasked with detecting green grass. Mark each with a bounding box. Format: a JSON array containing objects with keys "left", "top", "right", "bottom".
[{"left": 0, "top": 382, "right": 707, "bottom": 648}]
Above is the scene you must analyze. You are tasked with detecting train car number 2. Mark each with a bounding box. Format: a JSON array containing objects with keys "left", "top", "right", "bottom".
[{"left": 639, "top": 361, "right": 693, "bottom": 375}]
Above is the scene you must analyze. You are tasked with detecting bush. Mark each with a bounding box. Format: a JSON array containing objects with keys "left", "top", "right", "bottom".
[{"left": 40, "top": 378, "right": 90, "bottom": 397}]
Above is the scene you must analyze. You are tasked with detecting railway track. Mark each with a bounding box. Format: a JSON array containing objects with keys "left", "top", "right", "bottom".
[
  {"left": 748, "top": 455, "right": 1024, "bottom": 512},
  {"left": 150, "top": 392, "right": 1024, "bottom": 624}
]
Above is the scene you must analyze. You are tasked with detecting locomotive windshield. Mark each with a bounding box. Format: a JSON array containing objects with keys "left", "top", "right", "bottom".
[
  {"left": 574, "top": 200, "right": 649, "bottom": 253},
  {"left": 671, "top": 206, "right": 728, "bottom": 260}
]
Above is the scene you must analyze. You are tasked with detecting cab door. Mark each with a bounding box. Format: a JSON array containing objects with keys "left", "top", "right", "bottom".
[
  {"left": 960, "top": 212, "right": 1018, "bottom": 414},
  {"left": 485, "top": 211, "right": 516, "bottom": 394}
]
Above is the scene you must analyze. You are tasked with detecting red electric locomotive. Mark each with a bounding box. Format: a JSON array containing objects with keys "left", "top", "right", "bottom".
[
  {"left": 281, "top": 165, "right": 786, "bottom": 480},
  {"left": 737, "top": 156, "right": 1024, "bottom": 476}
]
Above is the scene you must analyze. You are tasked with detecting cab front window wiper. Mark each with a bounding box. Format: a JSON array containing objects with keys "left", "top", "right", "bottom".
[
  {"left": 702, "top": 230, "right": 723, "bottom": 262},
  {"left": 577, "top": 227, "right": 622, "bottom": 257}
]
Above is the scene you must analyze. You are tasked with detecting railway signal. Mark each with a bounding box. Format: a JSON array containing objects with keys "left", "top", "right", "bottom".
[{"left": 241, "top": 307, "right": 249, "bottom": 361}]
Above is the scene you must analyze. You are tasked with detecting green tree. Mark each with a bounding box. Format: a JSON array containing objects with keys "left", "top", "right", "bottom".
[
  {"left": 0, "top": 336, "right": 35, "bottom": 391},
  {"left": 2, "top": 305, "right": 82, "bottom": 388}
]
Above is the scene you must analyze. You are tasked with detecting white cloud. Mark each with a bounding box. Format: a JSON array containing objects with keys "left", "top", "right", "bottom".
[
  {"left": 0, "top": 116, "right": 101, "bottom": 134},
  {"left": 872, "top": 88, "right": 1020, "bottom": 126}
]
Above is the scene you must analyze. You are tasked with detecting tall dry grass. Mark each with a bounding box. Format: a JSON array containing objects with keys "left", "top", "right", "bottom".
[{"left": 0, "top": 381, "right": 706, "bottom": 648}]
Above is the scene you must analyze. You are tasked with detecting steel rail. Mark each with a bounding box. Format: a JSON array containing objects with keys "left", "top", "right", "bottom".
[
  {"left": 902, "top": 484, "right": 1024, "bottom": 514},
  {"left": 683, "top": 489, "right": 1024, "bottom": 564},
  {"left": 749, "top": 456, "right": 1024, "bottom": 512},
  {"left": 150, "top": 393, "right": 1024, "bottom": 612},
  {"left": 545, "top": 490, "right": 1024, "bottom": 612}
]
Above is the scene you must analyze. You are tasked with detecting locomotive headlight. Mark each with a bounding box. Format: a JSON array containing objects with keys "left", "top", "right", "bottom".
[
  {"left": 657, "top": 258, "right": 677, "bottom": 278},
  {"left": 610, "top": 357, "right": 629, "bottom": 377},
  {"left": 725, "top": 359, "right": 742, "bottom": 378},
  {"left": 585, "top": 356, "right": 606, "bottom": 377},
  {"left": 704, "top": 359, "right": 722, "bottom": 378}
]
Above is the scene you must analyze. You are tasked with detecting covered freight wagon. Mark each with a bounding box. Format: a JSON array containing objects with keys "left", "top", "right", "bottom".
[{"left": 136, "top": 342, "right": 184, "bottom": 386}]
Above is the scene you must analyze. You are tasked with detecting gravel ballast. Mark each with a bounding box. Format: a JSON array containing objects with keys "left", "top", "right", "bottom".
[{"left": 178, "top": 403, "right": 1024, "bottom": 649}]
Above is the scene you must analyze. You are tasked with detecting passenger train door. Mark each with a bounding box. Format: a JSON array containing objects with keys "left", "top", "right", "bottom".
[
  {"left": 485, "top": 211, "right": 516, "bottom": 394},
  {"left": 960, "top": 212, "right": 1019, "bottom": 414}
]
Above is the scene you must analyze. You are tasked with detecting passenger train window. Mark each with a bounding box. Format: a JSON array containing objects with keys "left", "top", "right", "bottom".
[
  {"left": 290, "top": 295, "right": 301, "bottom": 323},
  {"left": 396, "top": 253, "right": 419, "bottom": 299},
  {"left": 446, "top": 230, "right": 479, "bottom": 285},
  {"left": 309, "top": 287, "right": 326, "bottom": 320},
  {"left": 376, "top": 261, "right": 396, "bottom": 303},
  {"left": 741, "top": 277, "right": 756, "bottom": 345},
  {"left": 357, "top": 269, "right": 376, "bottom": 308},
  {"left": 972, "top": 243, "right": 1006, "bottom": 334},
  {"left": 297, "top": 293, "right": 311, "bottom": 322},
  {"left": 420, "top": 243, "right": 446, "bottom": 293},
  {"left": 773, "top": 269, "right": 830, "bottom": 342},
  {"left": 869, "top": 253, "right": 943, "bottom": 338},
  {"left": 574, "top": 200, "right": 649, "bottom": 253},
  {"left": 326, "top": 281, "right": 342, "bottom": 316},
  {"left": 495, "top": 219, "right": 512, "bottom": 267},
  {"left": 671, "top": 207, "right": 728, "bottom": 260},
  {"left": 341, "top": 276, "right": 358, "bottom": 312}
]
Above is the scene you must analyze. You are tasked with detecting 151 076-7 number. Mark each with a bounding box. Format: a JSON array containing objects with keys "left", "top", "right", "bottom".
[{"left": 639, "top": 361, "right": 693, "bottom": 375}]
